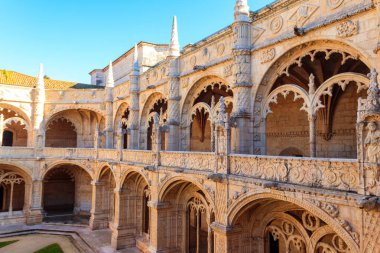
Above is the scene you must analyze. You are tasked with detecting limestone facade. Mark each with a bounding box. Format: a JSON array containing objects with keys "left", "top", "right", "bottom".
[{"left": 1, "top": 0, "right": 380, "bottom": 252}]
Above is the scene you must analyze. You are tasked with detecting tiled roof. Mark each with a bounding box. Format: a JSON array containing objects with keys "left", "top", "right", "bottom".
[{"left": 0, "top": 70, "right": 101, "bottom": 89}]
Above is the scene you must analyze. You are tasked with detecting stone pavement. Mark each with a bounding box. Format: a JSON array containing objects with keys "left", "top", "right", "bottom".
[{"left": 0, "top": 224, "right": 142, "bottom": 253}]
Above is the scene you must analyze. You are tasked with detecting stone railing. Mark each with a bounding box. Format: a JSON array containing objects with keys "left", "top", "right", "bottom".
[
  {"left": 122, "top": 150, "right": 155, "bottom": 165},
  {"left": 160, "top": 151, "right": 215, "bottom": 172},
  {"left": 0, "top": 147, "right": 35, "bottom": 159},
  {"left": 0, "top": 147, "right": 362, "bottom": 193},
  {"left": 230, "top": 154, "right": 360, "bottom": 192}
]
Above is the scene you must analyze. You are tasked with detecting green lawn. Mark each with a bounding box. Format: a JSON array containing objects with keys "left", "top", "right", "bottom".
[
  {"left": 0, "top": 240, "right": 18, "bottom": 248},
  {"left": 34, "top": 243, "right": 64, "bottom": 253}
]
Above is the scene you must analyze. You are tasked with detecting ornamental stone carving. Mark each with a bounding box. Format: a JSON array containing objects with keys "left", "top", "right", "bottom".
[
  {"left": 260, "top": 48, "right": 276, "bottom": 64},
  {"left": 337, "top": 20, "right": 358, "bottom": 38},
  {"left": 270, "top": 16, "right": 283, "bottom": 34},
  {"left": 365, "top": 122, "right": 380, "bottom": 164},
  {"left": 327, "top": 0, "right": 344, "bottom": 9}
]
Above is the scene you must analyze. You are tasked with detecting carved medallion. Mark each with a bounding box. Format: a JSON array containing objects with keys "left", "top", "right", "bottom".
[
  {"left": 270, "top": 16, "right": 283, "bottom": 34},
  {"left": 337, "top": 20, "right": 358, "bottom": 38},
  {"left": 190, "top": 56, "right": 197, "bottom": 67},
  {"left": 217, "top": 43, "right": 225, "bottom": 56}
]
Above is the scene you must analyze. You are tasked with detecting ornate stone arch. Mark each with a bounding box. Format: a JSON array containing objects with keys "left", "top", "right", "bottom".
[
  {"left": 254, "top": 40, "right": 372, "bottom": 155},
  {"left": 0, "top": 163, "right": 33, "bottom": 184},
  {"left": 94, "top": 163, "right": 116, "bottom": 183},
  {"left": 262, "top": 84, "right": 311, "bottom": 119},
  {"left": 227, "top": 192, "right": 359, "bottom": 252},
  {"left": 158, "top": 176, "right": 215, "bottom": 209},
  {"left": 119, "top": 167, "right": 150, "bottom": 191},
  {"left": 311, "top": 72, "right": 369, "bottom": 114},
  {"left": 46, "top": 105, "right": 106, "bottom": 121},
  {"left": 181, "top": 75, "right": 232, "bottom": 124},
  {"left": 41, "top": 161, "right": 94, "bottom": 181},
  {"left": 180, "top": 75, "right": 232, "bottom": 151},
  {"left": 139, "top": 92, "right": 168, "bottom": 149},
  {"left": 3, "top": 117, "right": 30, "bottom": 131},
  {"left": 0, "top": 103, "right": 32, "bottom": 128},
  {"left": 114, "top": 102, "right": 130, "bottom": 128}
]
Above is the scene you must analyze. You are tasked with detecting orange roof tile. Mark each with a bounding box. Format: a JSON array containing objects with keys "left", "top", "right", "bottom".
[{"left": 0, "top": 70, "right": 101, "bottom": 89}]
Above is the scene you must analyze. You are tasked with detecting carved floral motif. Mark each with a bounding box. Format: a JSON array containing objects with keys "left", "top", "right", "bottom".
[
  {"left": 337, "top": 20, "right": 358, "bottom": 38},
  {"left": 260, "top": 48, "right": 276, "bottom": 64}
]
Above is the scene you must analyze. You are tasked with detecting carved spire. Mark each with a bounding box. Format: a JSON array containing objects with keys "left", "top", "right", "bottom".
[
  {"left": 169, "top": 16, "right": 180, "bottom": 57},
  {"left": 308, "top": 73, "right": 315, "bottom": 95},
  {"left": 37, "top": 63, "right": 45, "bottom": 89},
  {"left": 234, "top": 0, "right": 250, "bottom": 22},
  {"left": 106, "top": 61, "right": 114, "bottom": 88},
  {"left": 133, "top": 44, "right": 140, "bottom": 72}
]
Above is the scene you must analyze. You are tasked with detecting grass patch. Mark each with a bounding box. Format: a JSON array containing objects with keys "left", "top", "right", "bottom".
[
  {"left": 34, "top": 243, "right": 64, "bottom": 253},
  {"left": 0, "top": 240, "right": 18, "bottom": 248}
]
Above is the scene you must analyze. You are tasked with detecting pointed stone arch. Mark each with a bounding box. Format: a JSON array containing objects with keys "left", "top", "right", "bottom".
[{"left": 227, "top": 192, "right": 359, "bottom": 253}]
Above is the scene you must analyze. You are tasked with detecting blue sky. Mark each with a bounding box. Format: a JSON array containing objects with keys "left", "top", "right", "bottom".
[{"left": 0, "top": 0, "right": 268, "bottom": 83}]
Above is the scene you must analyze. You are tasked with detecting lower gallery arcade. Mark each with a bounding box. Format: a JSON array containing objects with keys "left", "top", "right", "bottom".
[{"left": 0, "top": 162, "right": 360, "bottom": 253}]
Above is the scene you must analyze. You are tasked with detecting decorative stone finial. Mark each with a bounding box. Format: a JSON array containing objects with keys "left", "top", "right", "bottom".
[
  {"left": 133, "top": 44, "right": 140, "bottom": 72},
  {"left": 309, "top": 73, "right": 315, "bottom": 95},
  {"left": 169, "top": 16, "right": 180, "bottom": 57},
  {"left": 234, "top": 0, "right": 250, "bottom": 22},
  {"left": 106, "top": 61, "right": 114, "bottom": 88},
  {"left": 37, "top": 63, "right": 45, "bottom": 88}
]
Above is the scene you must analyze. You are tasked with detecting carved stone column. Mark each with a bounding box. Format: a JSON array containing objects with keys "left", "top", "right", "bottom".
[
  {"left": 105, "top": 87, "right": 114, "bottom": 149},
  {"left": 309, "top": 114, "right": 317, "bottom": 157},
  {"left": 111, "top": 188, "right": 129, "bottom": 249},
  {"left": 147, "top": 201, "right": 167, "bottom": 253},
  {"left": 129, "top": 45, "right": 140, "bottom": 150},
  {"left": 214, "top": 97, "right": 231, "bottom": 174},
  {"left": 357, "top": 68, "right": 380, "bottom": 195},
  {"left": 231, "top": 0, "right": 252, "bottom": 154},
  {"left": 33, "top": 64, "right": 45, "bottom": 148},
  {"left": 167, "top": 58, "right": 181, "bottom": 151},
  {"left": 90, "top": 181, "right": 109, "bottom": 230},
  {"left": 210, "top": 223, "right": 231, "bottom": 253},
  {"left": 151, "top": 113, "right": 161, "bottom": 167},
  {"left": 26, "top": 179, "right": 44, "bottom": 224}
]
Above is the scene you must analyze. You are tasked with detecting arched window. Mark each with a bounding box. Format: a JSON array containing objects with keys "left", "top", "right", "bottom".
[
  {"left": 2, "top": 130, "right": 13, "bottom": 146},
  {"left": 268, "top": 233, "right": 279, "bottom": 253},
  {"left": 0, "top": 184, "right": 4, "bottom": 211},
  {"left": 142, "top": 186, "right": 150, "bottom": 234}
]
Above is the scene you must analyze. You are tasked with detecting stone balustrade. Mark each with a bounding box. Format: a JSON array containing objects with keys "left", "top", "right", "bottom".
[
  {"left": 230, "top": 154, "right": 360, "bottom": 192},
  {"left": 0, "top": 147, "right": 361, "bottom": 193},
  {"left": 160, "top": 151, "right": 216, "bottom": 172}
]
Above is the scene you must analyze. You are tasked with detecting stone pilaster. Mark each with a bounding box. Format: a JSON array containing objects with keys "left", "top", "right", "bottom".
[
  {"left": 129, "top": 45, "right": 140, "bottom": 150},
  {"left": 33, "top": 64, "right": 45, "bottom": 148},
  {"left": 105, "top": 88, "right": 114, "bottom": 149},
  {"left": 231, "top": 0, "right": 252, "bottom": 154},
  {"left": 167, "top": 60, "right": 180, "bottom": 151},
  {"left": 111, "top": 188, "right": 129, "bottom": 249},
  {"left": 26, "top": 179, "right": 43, "bottom": 224},
  {"left": 90, "top": 181, "right": 109, "bottom": 230},
  {"left": 147, "top": 201, "right": 167, "bottom": 253}
]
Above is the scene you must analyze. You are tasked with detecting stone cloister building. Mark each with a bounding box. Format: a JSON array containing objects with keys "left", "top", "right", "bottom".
[{"left": 1, "top": 0, "right": 380, "bottom": 252}]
